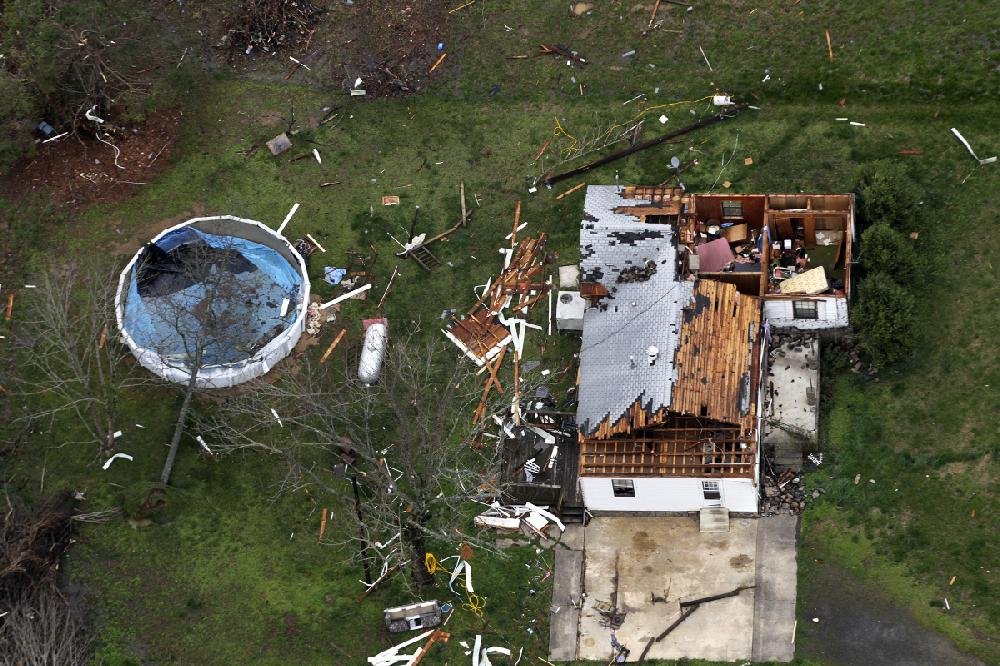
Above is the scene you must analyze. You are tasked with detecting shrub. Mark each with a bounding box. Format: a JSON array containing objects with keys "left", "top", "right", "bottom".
[
  {"left": 859, "top": 222, "right": 920, "bottom": 286},
  {"left": 853, "top": 274, "right": 917, "bottom": 367},
  {"left": 856, "top": 160, "right": 923, "bottom": 228}
]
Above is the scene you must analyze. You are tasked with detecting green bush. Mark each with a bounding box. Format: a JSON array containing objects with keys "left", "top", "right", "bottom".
[
  {"left": 859, "top": 222, "right": 920, "bottom": 286},
  {"left": 854, "top": 274, "right": 918, "bottom": 367},
  {"left": 856, "top": 160, "right": 923, "bottom": 228}
]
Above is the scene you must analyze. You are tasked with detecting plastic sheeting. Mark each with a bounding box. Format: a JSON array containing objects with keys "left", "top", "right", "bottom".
[{"left": 116, "top": 216, "right": 311, "bottom": 389}]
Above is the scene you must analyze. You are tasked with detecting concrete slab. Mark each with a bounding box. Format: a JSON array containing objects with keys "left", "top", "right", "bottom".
[
  {"left": 549, "top": 549, "right": 584, "bottom": 661},
  {"left": 577, "top": 516, "right": 757, "bottom": 662},
  {"left": 699, "top": 507, "right": 730, "bottom": 533},
  {"left": 752, "top": 515, "right": 798, "bottom": 662},
  {"left": 765, "top": 338, "right": 819, "bottom": 444}
]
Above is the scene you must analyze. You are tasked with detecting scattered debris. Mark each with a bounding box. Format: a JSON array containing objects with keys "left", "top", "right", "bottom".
[
  {"left": 383, "top": 195, "right": 401, "bottom": 206},
  {"left": 358, "top": 317, "right": 388, "bottom": 385},
  {"left": 384, "top": 600, "right": 442, "bottom": 633},
  {"left": 319, "top": 328, "right": 347, "bottom": 364},
  {"left": 825, "top": 30, "right": 833, "bottom": 61},
  {"left": 267, "top": 133, "right": 292, "bottom": 156},
  {"left": 951, "top": 127, "right": 997, "bottom": 165},
  {"left": 102, "top": 453, "right": 133, "bottom": 470},
  {"left": 542, "top": 105, "right": 747, "bottom": 186},
  {"left": 539, "top": 43, "right": 588, "bottom": 67},
  {"left": 277, "top": 202, "right": 300, "bottom": 234}
]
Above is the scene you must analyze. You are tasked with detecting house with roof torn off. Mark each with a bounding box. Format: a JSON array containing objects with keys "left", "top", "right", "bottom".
[{"left": 572, "top": 185, "right": 855, "bottom": 514}]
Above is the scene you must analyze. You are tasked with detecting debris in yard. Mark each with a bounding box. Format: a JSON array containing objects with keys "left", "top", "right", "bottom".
[
  {"left": 5, "top": 293, "right": 14, "bottom": 320},
  {"left": 277, "top": 202, "right": 300, "bottom": 234},
  {"left": 223, "top": 0, "right": 322, "bottom": 58},
  {"left": 533, "top": 139, "right": 551, "bottom": 162},
  {"left": 713, "top": 94, "right": 733, "bottom": 106},
  {"left": 744, "top": 156, "right": 754, "bottom": 165},
  {"left": 383, "top": 195, "right": 401, "bottom": 206},
  {"left": 638, "top": 586, "right": 755, "bottom": 661},
  {"left": 761, "top": 468, "right": 808, "bottom": 515},
  {"left": 384, "top": 600, "right": 442, "bottom": 632},
  {"left": 324, "top": 267, "right": 347, "bottom": 285},
  {"left": 539, "top": 43, "right": 588, "bottom": 67},
  {"left": 312, "top": 148, "right": 322, "bottom": 164},
  {"left": 305, "top": 233, "right": 326, "bottom": 253},
  {"left": 267, "top": 133, "right": 292, "bottom": 155},
  {"left": 318, "top": 508, "right": 328, "bottom": 541},
  {"left": 571, "top": 2, "right": 593, "bottom": 15},
  {"left": 102, "top": 453, "right": 133, "bottom": 470},
  {"left": 951, "top": 127, "right": 997, "bottom": 165},
  {"left": 376, "top": 266, "right": 400, "bottom": 310},
  {"left": 368, "top": 629, "right": 434, "bottom": 666},
  {"left": 898, "top": 148, "right": 923, "bottom": 156},
  {"left": 319, "top": 328, "right": 347, "bottom": 364},
  {"left": 358, "top": 318, "right": 388, "bottom": 385},
  {"left": 541, "top": 105, "right": 747, "bottom": 186},
  {"left": 555, "top": 182, "right": 585, "bottom": 200},
  {"left": 320, "top": 283, "right": 371, "bottom": 309},
  {"left": 429, "top": 53, "right": 447, "bottom": 74},
  {"left": 825, "top": 30, "right": 834, "bottom": 61},
  {"left": 699, "top": 45, "right": 713, "bottom": 71}
]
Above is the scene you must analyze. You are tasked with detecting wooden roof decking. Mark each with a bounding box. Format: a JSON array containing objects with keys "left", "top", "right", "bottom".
[{"left": 579, "top": 280, "right": 761, "bottom": 478}]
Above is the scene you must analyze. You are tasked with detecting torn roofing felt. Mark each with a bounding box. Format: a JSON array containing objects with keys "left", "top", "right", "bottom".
[{"left": 575, "top": 186, "right": 761, "bottom": 437}]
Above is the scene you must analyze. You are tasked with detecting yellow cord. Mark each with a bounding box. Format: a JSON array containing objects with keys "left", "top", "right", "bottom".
[
  {"left": 552, "top": 94, "right": 717, "bottom": 159},
  {"left": 463, "top": 591, "right": 487, "bottom": 618},
  {"left": 424, "top": 552, "right": 440, "bottom": 574}
]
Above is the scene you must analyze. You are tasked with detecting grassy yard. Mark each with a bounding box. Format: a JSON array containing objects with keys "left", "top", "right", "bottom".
[{"left": 2, "top": 0, "right": 999, "bottom": 664}]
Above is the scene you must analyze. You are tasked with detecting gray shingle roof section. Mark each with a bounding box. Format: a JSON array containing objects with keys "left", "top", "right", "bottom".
[{"left": 577, "top": 186, "right": 693, "bottom": 436}]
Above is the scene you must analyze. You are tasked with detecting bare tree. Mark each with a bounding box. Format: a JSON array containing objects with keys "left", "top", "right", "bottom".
[
  {"left": 197, "top": 336, "right": 512, "bottom": 589},
  {"left": 11, "top": 258, "right": 145, "bottom": 454},
  {"left": 132, "top": 233, "right": 286, "bottom": 485}
]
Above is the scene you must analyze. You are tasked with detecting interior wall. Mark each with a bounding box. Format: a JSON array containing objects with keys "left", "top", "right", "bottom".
[{"left": 694, "top": 195, "right": 766, "bottom": 228}]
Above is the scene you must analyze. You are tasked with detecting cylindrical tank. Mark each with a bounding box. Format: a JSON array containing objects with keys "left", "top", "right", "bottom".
[{"left": 358, "top": 321, "right": 388, "bottom": 385}]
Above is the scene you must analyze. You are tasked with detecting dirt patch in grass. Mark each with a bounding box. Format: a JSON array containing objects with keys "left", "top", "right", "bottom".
[{"left": 2, "top": 109, "right": 183, "bottom": 210}]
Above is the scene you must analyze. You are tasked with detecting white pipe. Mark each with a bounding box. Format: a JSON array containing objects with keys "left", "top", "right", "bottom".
[
  {"left": 277, "top": 203, "right": 300, "bottom": 234},
  {"left": 320, "top": 283, "right": 371, "bottom": 310}
]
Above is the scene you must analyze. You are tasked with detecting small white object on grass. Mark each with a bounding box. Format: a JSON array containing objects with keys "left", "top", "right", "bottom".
[
  {"left": 112, "top": 430, "right": 122, "bottom": 439},
  {"left": 812, "top": 617, "right": 819, "bottom": 623},
  {"left": 271, "top": 408, "right": 283, "bottom": 427},
  {"left": 659, "top": 114, "right": 668, "bottom": 124},
  {"left": 313, "top": 148, "right": 322, "bottom": 164}
]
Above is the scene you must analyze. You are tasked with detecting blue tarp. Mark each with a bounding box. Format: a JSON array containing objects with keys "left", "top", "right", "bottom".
[{"left": 122, "top": 228, "right": 302, "bottom": 367}]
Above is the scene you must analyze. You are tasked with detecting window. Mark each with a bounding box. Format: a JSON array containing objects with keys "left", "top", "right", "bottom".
[
  {"left": 793, "top": 300, "right": 818, "bottom": 319},
  {"left": 612, "top": 479, "right": 635, "bottom": 498},
  {"left": 702, "top": 481, "right": 721, "bottom": 501},
  {"left": 721, "top": 201, "right": 743, "bottom": 218}
]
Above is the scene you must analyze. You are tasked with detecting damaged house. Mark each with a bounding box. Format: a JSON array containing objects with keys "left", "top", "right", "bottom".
[{"left": 572, "top": 186, "right": 855, "bottom": 514}]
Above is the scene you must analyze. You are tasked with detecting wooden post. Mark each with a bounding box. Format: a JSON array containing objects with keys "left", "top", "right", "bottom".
[{"left": 320, "top": 328, "right": 347, "bottom": 364}]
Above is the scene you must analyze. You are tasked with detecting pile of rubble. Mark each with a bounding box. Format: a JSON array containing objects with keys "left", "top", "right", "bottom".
[{"left": 760, "top": 469, "right": 808, "bottom": 515}]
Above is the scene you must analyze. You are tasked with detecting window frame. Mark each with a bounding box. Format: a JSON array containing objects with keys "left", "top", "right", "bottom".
[
  {"left": 721, "top": 201, "right": 743, "bottom": 219},
  {"left": 611, "top": 479, "right": 636, "bottom": 498},
  {"left": 792, "top": 300, "right": 819, "bottom": 320}
]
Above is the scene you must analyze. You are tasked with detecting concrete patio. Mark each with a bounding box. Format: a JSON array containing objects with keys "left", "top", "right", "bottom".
[{"left": 549, "top": 515, "right": 798, "bottom": 663}]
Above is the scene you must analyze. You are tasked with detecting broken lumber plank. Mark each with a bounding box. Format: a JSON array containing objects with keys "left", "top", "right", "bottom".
[
  {"left": 555, "top": 182, "right": 585, "bottom": 200},
  {"left": 542, "top": 105, "right": 748, "bottom": 186},
  {"left": 638, "top": 605, "right": 699, "bottom": 661},
  {"left": 320, "top": 328, "right": 347, "bottom": 364},
  {"left": 4, "top": 293, "right": 13, "bottom": 320},
  {"left": 376, "top": 265, "right": 400, "bottom": 310}
]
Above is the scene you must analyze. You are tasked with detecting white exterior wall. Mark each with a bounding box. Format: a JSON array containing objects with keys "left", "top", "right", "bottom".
[
  {"left": 763, "top": 296, "right": 848, "bottom": 330},
  {"left": 580, "top": 477, "right": 758, "bottom": 514}
]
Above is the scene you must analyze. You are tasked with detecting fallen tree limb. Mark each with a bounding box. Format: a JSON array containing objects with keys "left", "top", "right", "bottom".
[
  {"left": 541, "top": 104, "right": 748, "bottom": 187},
  {"left": 680, "top": 584, "right": 755, "bottom": 607}
]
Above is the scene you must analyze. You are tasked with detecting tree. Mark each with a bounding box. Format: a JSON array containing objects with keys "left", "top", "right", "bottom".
[
  {"left": 131, "top": 233, "right": 280, "bottom": 485},
  {"left": 859, "top": 222, "right": 920, "bottom": 286},
  {"left": 11, "top": 257, "right": 146, "bottom": 453},
  {"left": 854, "top": 274, "right": 917, "bottom": 367},
  {"left": 197, "top": 337, "right": 512, "bottom": 589},
  {"left": 855, "top": 160, "right": 923, "bottom": 229}
]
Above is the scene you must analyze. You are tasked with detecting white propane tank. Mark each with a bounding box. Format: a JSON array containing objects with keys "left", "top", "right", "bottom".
[{"left": 358, "top": 321, "right": 388, "bottom": 385}]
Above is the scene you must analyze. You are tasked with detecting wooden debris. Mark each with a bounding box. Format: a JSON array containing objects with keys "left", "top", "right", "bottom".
[
  {"left": 376, "top": 266, "right": 400, "bottom": 310},
  {"left": 382, "top": 195, "right": 401, "bottom": 206},
  {"left": 4, "top": 293, "right": 13, "bottom": 320},
  {"left": 318, "top": 507, "right": 328, "bottom": 541},
  {"left": 533, "top": 139, "right": 551, "bottom": 162},
  {"left": 555, "top": 182, "right": 585, "bottom": 200},
  {"left": 319, "top": 328, "right": 347, "bottom": 364},
  {"left": 98, "top": 326, "right": 108, "bottom": 349},
  {"left": 539, "top": 43, "right": 588, "bottom": 67},
  {"left": 543, "top": 105, "right": 748, "bottom": 186},
  {"left": 412, "top": 629, "right": 451, "bottom": 665},
  {"left": 429, "top": 53, "right": 447, "bottom": 74},
  {"left": 305, "top": 233, "right": 326, "bottom": 252},
  {"left": 649, "top": 0, "right": 662, "bottom": 27},
  {"left": 825, "top": 30, "right": 833, "bottom": 61}
]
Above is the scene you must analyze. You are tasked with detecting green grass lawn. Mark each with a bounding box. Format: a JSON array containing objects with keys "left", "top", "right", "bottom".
[{"left": 2, "top": 0, "right": 999, "bottom": 663}]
